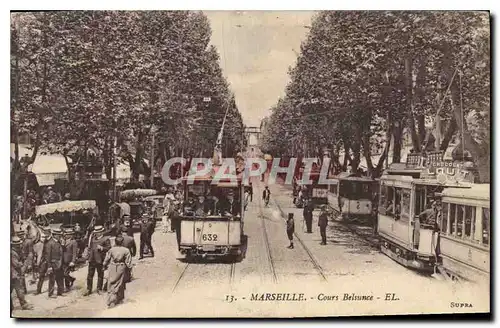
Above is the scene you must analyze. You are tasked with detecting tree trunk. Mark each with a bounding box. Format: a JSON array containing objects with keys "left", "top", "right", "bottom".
[
  {"left": 405, "top": 57, "right": 421, "bottom": 152},
  {"left": 439, "top": 117, "right": 457, "bottom": 151},
  {"left": 392, "top": 124, "right": 403, "bottom": 163}
]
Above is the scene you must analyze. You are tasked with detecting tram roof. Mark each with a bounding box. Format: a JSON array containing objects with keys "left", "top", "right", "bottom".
[
  {"left": 440, "top": 184, "right": 490, "bottom": 201},
  {"left": 181, "top": 165, "right": 243, "bottom": 185}
]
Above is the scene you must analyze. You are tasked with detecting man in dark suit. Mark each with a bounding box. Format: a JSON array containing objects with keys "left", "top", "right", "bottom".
[
  {"left": 121, "top": 226, "right": 137, "bottom": 282},
  {"left": 139, "top": 216, "right": 155, "bottom": 259},
  {"left": 303, "top": 199, "right": 314, "bottom": 233},
  {"left": 318, "top": 206, "right": 329, "bottom": 245},
  {"left": 83, "top": 225, "right": 111, "bottom": 296},
  {"left": 36, "top": 228, "right": 64, "bottom": 298},
  {"left": 61, "top": 228, "right": 78, "bottom": 292}
]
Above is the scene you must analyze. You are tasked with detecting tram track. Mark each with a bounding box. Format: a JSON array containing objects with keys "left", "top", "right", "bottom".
[
  {"left": 256, "top": 183, "right": 279, "bottom": 284},
  {"left": 273, "top": 199, "right": 328, "bottom": 283},
  {"left": 171, "top": 263, "right": 191, "bottom": 293}
]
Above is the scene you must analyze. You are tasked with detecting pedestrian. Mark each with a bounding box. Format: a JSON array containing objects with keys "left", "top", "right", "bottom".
[
  {"left": 318, "top": 205, "right": 329, "bottom": 245},
  {"left": 303, "top": 199, "right": 314, "bottom": 233},
  {"left": 121, "top": 225, "right": 136, "bottom": 283},
  {"left": 11, "top": 235, "right": 33, "bottom": 311},
  {"left": 18, "top": 229, "right": 34, "bottom": 294},
  {"left": 262, "top": 186, "right": 271, "bottom": 207},
  {"left": 286, "top": 213, "right": 295, "bottom": 249},
  {"left": 139, "top": 216, "right": 155, "bottom": 259},
  {"left": 248, "top": 182, "right": 253, "bottom": 202},
  {"left": 103, "top": 235, "right": 133, "bottom": 308},
  {"left": 36, "top": 228, "right": 65, "bottom": 298},
  {"left": 61, "top": 228, "right": 78, "bottom": 292},
  {"left": 123, "top": 218, "right": 134, "bottom": 237},
  {"left": 83, "top": 225, "right": 111, "bottom": 296}
]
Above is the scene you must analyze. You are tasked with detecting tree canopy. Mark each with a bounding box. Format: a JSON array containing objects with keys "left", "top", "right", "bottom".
[{"left": 11, "top": 11, "right": 245, "bottom": 188}]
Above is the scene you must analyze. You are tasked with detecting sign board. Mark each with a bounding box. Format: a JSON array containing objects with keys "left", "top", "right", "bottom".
[
  {"left": 313, "top": 188, "right": 328, "bottom": 198},
  {"left": 421, "top": 162, "right": 477, "bottom": 184}
]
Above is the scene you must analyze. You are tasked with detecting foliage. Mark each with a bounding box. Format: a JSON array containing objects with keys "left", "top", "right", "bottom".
[{"left": 11, "top": 11, "right": 245, "bottom": 186}]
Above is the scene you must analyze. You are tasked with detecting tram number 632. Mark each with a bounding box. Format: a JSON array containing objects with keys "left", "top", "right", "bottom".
[{"left": 202, "top": 234, "right": 218, "bottom": 241}]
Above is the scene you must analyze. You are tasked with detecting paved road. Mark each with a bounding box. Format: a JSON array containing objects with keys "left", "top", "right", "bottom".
[{"left": 12, "top": 178, "right": 489, "bottom": 318}]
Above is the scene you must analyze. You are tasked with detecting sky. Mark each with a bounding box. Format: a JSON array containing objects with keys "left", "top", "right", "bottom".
[{"left": 204, "top": 11, "right": 315, "bottom": 127}]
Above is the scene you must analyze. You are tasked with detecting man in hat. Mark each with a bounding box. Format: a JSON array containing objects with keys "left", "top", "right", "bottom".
[
  {"left": 61, "top": 228, "right": 78, "bottom": 292},
  {"left": 219, "top": 190, "right": 241, "bottom": 216},
  {"left": 123, "top": 218, "right": 134, "bottom": 237},
  {"left": 18, "top": 228, "right": 34, "bottom": 294},
  {"left": 36, "top": 227, "right": 64, "bottom": 297},
  {"left": 139, "top": 216, "right": 155, "bottom": 259},
  {"left": 318, "top": 205, "right": 329, "bottom": 245},
  {"left": 11, "top": 235, "right": 33, "bottom": 310},
  {"left": 286, "top": 213, "right": 295, "bottom": 249},
  {"left": 83, "top": 225, "right": 111, "bottom": 296},
  {"left": 121, "top": 225, "right": 136, "bottom": 282}
]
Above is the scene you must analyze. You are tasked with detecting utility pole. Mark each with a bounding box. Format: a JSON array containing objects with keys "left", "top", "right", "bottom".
[{"left": 112, "top": 135, "right": 117, "bottom": 202}]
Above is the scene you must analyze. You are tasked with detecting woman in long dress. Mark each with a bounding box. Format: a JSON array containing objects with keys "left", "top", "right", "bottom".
[{"left": 103, "top": 235, "right": 132, "bottom": 308}]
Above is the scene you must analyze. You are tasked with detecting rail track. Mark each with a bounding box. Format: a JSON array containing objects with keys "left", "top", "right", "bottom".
[{"left": 256, "top": 183, "right": 279, "bottom": 284}]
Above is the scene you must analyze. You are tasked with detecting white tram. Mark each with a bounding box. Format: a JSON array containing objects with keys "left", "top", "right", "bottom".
[
  {"left": 437, "top": 184, "right": 490, "bottom": 282},
  {"left": 177, "top": 165, "right": 245, "bottom": 261}
]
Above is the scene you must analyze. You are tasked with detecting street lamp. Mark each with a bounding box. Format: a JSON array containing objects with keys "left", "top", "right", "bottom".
[{"left": 150, "top": 125, "right": 157, "bottom": 189}]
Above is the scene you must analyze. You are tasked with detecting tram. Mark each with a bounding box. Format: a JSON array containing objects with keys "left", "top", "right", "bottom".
[
  {"left": 177, "top": 164, "right": 245, "bottom": 261},
  {"left": 436, "top": 184, "right": 490, "bottom": 282},
  {"left": 377, "top": 151, "right": 478, "bottom": 273},
  {"left": 329, "top": 173, "right": 379, "bottom": 221}
]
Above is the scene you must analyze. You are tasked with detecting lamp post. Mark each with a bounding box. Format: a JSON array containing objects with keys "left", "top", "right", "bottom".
[{"left": 150, "top": 125, "right": 157, "bottom": 189}]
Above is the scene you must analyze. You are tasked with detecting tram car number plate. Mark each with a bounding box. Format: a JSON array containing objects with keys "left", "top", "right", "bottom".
[{"left": 313, "top": 188, "right": 327, "bottom": 198}]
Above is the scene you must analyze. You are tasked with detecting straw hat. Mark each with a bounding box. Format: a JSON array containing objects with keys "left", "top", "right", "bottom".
[{"left": 93, "top": 225, "right": 105, "bottom": 233}]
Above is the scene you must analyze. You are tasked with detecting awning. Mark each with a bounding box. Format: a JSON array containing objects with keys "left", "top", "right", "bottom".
[
  {"left": 35, "top": 172, "right": 68, "bottom": 186},
  {"left": 11, "top": 144, "right": 69, "bottom": 185},
  {"left": 35, "top": 200, "right": 97, "bottom": 216}
]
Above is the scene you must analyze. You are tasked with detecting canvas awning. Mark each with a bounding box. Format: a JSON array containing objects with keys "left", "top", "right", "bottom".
[{"left": 11, "top": 144, "right": 69, "bottom": 186}]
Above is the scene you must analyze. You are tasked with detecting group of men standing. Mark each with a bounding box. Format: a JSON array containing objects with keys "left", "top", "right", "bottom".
[{"left": 10, "top": 226, "right": 79, "bottom": 311}]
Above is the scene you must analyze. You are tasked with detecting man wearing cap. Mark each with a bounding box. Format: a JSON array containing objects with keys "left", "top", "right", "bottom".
[
  {"left": 286, "top": 213, "right": 295, "bottom": 249},
  {"left": 318, "top": 206, "right": 329, "bottom": 245},
  {"left": 83, "top": 225, "right": 111, "bottom": 296},
  {"left": 61, "top": 228, "right": 78, "bottom": 292},
  {"left": 36, "top": 228, "right": 64, "bottom": 297},
  {"left": 11, "top": 235, "right": 33, "bottom": 310}
]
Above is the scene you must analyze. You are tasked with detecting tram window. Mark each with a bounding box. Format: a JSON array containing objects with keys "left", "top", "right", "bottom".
[
  {"left": 386, "top": 186, "right": 395, "bottom": 215},
  {"left": 401, "top": 189, "right": 411, "bottom": 222},
  {"left": 456, "top": 205, "right": 464, "bottom": 238},
  {"left": 415, "top": 186, "right": 426, "bottom": 217},
  {"left": 482, "top": 208, "right": 490, "bottom": 245},
  {"left": 449, "top": 204, "right": 456, "bottom": 235},
  {"left": 330, "top": 184, "right": 338, "bottom": 195},
  {"left": 464, "top": 206, "right": 475, "bottom": 239},
  {"left": 441, "top": 203, "right": 449, "bottom": 234},
  {"left": 379, "top": 185, "right": 387, "bottom": 215}
]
